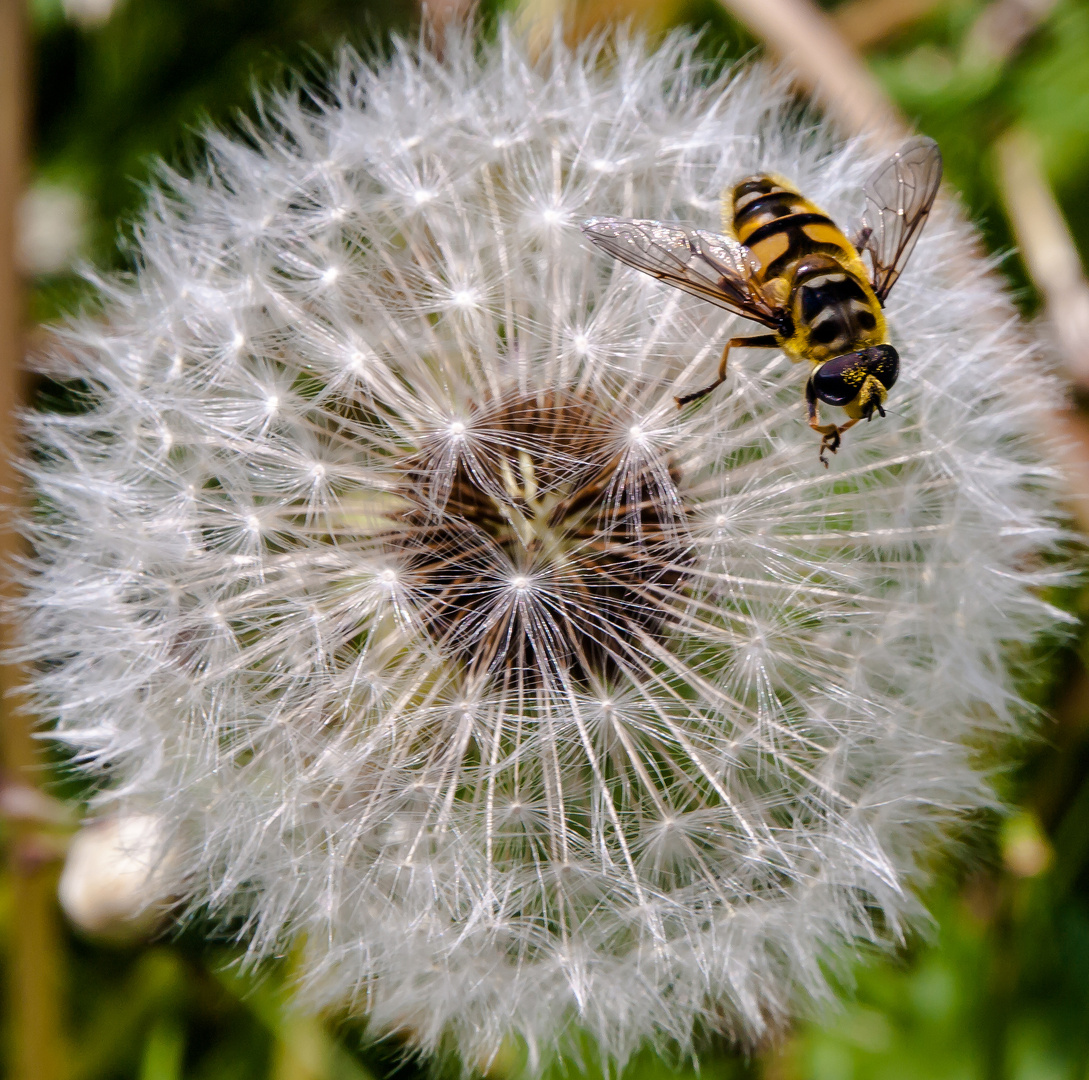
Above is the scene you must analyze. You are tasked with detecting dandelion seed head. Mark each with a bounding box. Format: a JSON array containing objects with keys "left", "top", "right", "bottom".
[{"left": 18, "top": 21, "right": 1069, "bottom": 1074}]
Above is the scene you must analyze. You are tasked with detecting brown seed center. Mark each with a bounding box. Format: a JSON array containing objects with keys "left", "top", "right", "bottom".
[{"left": 395, "top": 389, "right": 689, "bottom": 685}]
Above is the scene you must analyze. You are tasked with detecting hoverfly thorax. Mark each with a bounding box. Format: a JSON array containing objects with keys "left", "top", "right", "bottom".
[
  {"left": 786, "top": 255, "right": 887, "bottom": 363},
  {"left": 582, "top": 136, "right": 942, "bottom": 465}
]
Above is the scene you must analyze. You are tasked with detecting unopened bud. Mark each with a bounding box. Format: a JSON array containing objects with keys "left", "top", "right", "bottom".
[{"left": 58, "top": 815, "right": 174, "bottom": 941}]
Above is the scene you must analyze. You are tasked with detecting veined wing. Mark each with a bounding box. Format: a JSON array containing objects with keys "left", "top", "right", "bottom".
[
  {"left": 581, "top": 217, "right": 782, "bottom": 328},
  {"left": 860, "top": 136, "right": 943, "bottom": 303}
]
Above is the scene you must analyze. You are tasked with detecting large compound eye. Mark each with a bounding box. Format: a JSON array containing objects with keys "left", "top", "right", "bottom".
[
  {"left": 868, "top": 344, "right": 900, "bottom": 390},
  {"left": 811, "top": 346, "right": 901, "bottom": 405},
  {"left": 811, "top": 352, "right": 865, "bottom": 406}
]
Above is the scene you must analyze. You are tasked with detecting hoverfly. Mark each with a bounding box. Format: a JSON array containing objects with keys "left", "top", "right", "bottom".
[{"left": 581, "top": 137, "right": 942, "bottom": 465}]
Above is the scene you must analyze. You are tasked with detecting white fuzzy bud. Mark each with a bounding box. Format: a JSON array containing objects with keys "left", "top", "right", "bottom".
[
  {"left": 19, "top": 22, "right": 1069, "bottom": 1071},
  {"left": 58, "top": 815, "right": 174, "bottom": 941}
]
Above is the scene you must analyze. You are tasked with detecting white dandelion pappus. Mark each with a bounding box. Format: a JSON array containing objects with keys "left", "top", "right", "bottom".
[{"left": 18, "top": 22, "right": 1069, "bottom": 1071}]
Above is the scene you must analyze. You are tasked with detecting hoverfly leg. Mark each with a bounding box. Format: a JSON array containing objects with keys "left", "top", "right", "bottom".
[
  {"left": 675, "top": 338, "right": 736, "bottom": 408},
  {"left": 811, "top": 415, "right": 861, "bottom": 468},
  {"left": 675, "top": 334, "right": 778, "bottom": 408},
  {"left": 806, "top": 380, "right": 841, "bottom": 468},
  {"left": 675, "top": 384, "right": 717, "bottom": 408},
  {"left": 816, "top": 427, "right": 840, "bottom": 468}
]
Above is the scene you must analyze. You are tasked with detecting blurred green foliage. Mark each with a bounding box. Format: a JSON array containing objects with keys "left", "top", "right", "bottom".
[{"left": 7, "top": 0, "right": 1089, "bottom": 1078}]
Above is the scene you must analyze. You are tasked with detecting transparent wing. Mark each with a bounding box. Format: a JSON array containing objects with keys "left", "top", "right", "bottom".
[
  {"left": 581, "top": 217, "right": 782, "bottom": 327},
  {"left": 860, "top": 136, "right": 943, "bottom": 302}
]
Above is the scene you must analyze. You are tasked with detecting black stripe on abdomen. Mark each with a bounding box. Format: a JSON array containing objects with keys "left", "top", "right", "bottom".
[
  {"left": 733, "top": 191, "right": 803, "bottom": 231},
  {"left": 754, "top": 217, "right": 847, "bottom": 280},
  {"left": 742, "top": 212, "right": 836, "bottom": 249}
]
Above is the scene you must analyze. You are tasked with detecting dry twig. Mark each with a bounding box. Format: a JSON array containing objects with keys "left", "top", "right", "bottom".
[
  {"left": 963, "top": 0, "right": 1059, "bottom": 70},
  {"left": 994, "top": 128, "right": 1089, "bottom": 390},
  {"left": 834, "top": 0, "right": 946, "bottom": 50},
  {"left": 0, "top": 2, "right": 68, "bottom": 1079},
  {"left": 715, "top": 0, "right": 906, "bottom": 144}
]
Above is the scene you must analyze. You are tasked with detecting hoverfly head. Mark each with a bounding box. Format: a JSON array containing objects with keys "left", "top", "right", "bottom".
[{"left": 810, "top": 345, "right": 899, "bottom": 419}]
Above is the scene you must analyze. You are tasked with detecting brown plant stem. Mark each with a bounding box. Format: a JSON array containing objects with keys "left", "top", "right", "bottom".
[
  {"left": 514, "top": 0, "right": 685, "bottom": 56},
  {"left": 715, "top": 0, "right": 906, "bottom": 144},
  {"left": 994, "top": 128, "right": 1089, "bottom": 390},
  {"left": 993, "top": 128, "right": 1089, "bottom": 532},
  {"left": 834, "top": 0, "right": 946, "bottom": 50},
  {"left": 962, "top": 0, "right": 1059, "bottom": 70},
  {"left": 0, "top": 2, "right": 67, "bottom": 1079}
]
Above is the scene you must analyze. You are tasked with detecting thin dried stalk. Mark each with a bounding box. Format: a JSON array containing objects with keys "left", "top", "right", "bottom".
[
  {"left": 0, "top": 2, "right": 67, "bottom": 1079},
  {"left": 1046, "top": 409, "right": 1089, "bottom": 535},
  {"left": 994, "top": 127, "right": 1089, "bottom": 389},
  {"left": 715, "top": 0, "right": 906, "bottom": 144},
  {"left": 834, "top": 0, "right": 946, "bottom": 49},
  {"left": 963, "top": 0, "right": 1059, "bottom": 70}
]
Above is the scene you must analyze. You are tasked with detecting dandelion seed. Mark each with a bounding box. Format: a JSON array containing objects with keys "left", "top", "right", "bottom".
[{"left": 18, "top": 20, "right": 1069, "bottom": 1075}]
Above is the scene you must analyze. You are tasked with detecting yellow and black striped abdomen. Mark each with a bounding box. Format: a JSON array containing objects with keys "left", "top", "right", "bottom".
[
  {"left": 726, "top": 176, "right": 866, "bottom": 291},
  {"left": 725, "top": 175, "right": 886, "bottom": 362}
]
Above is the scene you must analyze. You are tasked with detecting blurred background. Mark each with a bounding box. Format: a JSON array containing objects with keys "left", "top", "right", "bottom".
[{"left": 2, "top": 0, "right": 1089, "bottom": 1077}]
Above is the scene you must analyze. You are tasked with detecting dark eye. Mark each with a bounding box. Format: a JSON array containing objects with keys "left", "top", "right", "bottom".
[
  {"left": 869, "top": 345, "right": 899, "bottom": 389},
  {"left": 810, "top": 321, "right": 840, "bottom": 345},
  {"left": 811, "top": 353, "right": 864, "bottom": 406}
]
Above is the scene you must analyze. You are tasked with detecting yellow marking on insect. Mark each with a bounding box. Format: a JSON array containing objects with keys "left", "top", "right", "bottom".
[
  {"left": 747, "top": 231, "right": 790, "bottom": 272},
  {"left": 802, "top": 221, "right": 849, "bottom": 248}
]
